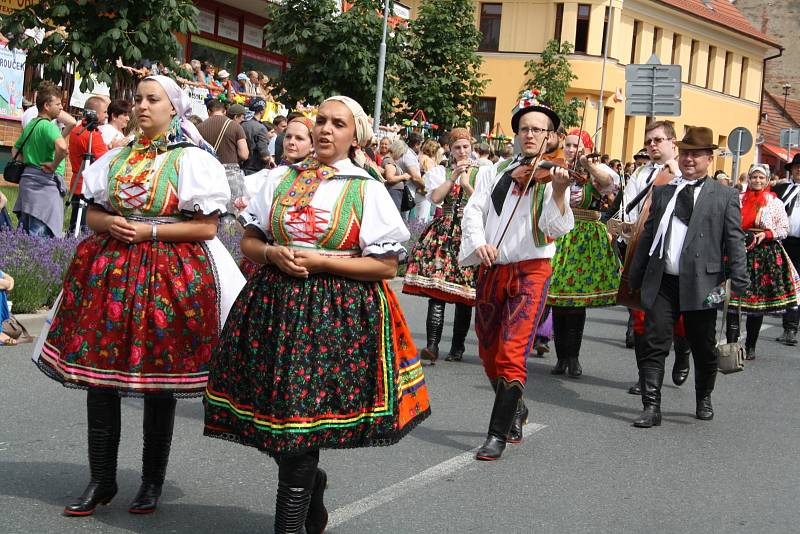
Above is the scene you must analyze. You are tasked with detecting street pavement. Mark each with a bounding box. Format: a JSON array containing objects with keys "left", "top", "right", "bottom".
[{"left": 1, "top": 283, "right": 798, "bottom": 533}]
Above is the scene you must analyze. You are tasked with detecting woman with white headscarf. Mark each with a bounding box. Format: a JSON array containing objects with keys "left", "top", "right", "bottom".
[
  {"left": 33, "top": 76, "right": 245, "bottom": 517},
  {"left": 204, "top": 96, "right": 430, "bottom": 534}
]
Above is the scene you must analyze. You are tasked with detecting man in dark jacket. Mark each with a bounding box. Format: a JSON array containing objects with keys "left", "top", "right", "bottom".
[
  {"left": 241, "top": 98, "right": 272, "bottom": 175},
  {"left": 627, "top": 127, "right": 748, "bottom": 428}
]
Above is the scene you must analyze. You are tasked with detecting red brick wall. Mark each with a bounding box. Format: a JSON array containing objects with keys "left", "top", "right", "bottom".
[{"left": 0, "top": 117, "right": 22, "bottom": 147}]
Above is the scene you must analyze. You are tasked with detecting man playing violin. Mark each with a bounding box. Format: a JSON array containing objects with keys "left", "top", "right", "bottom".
[
  {"left": 459, "top": 91, "right": 574, "bottom": 461},
  {"left": 628, "top": 127, "right": 748, "bottom": 428},
  {"left": 546, "top": 128, "right": 621, "bottom": 378}
]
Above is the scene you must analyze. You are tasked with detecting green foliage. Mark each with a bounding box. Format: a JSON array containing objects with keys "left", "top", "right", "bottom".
[
  {"left": 0, "top": 1, "right": 199, "bottom": 91},
  {"left": 404, "top": 0, "right": 487, "bottom": 129},
  {"left": 523, "top": 40, "right": 583, "bottom": 128},
  {"left": 265, "top": 0, "right": 413, "bottom": 120}
]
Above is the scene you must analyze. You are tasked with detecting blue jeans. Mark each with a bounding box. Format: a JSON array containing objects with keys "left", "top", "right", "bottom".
[{"left": 18, "top": 212, "right": 54, "bottom": 238}]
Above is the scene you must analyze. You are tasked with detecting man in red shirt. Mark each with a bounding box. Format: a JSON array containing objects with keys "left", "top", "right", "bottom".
[{"left": 67, "top": 96, "right": 109, "bottom": 234}]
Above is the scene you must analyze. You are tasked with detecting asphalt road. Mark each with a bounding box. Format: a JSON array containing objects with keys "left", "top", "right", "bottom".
[{"left": 1, "top": 285, "right": 798, "bottom": 533}]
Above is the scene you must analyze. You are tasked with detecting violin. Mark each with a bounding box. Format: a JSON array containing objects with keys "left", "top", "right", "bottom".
[{"left": 513, "top": 147, "right": 589, "bottom": 185}]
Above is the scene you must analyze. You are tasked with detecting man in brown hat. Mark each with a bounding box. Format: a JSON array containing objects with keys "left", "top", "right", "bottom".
[
  {"left": 772, "top": 152, "right": 800, "bottom": 345},
  {"left": 627, "top": 126, "right": 748, "bottom": 428}
]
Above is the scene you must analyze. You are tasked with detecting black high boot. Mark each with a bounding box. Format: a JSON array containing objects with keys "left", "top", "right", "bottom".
[
  {"left": 745, "top": 315, "right": 762, "bottom": 360},
  {"left": 671, "top": 335, "right": 691, "bottom": 386},
  {"left": 475, "top": 380, "right": 523, "bottom": 461},
  {"left": 128, "top": 396, "right": 176, "bottom": 514},
  {"left": 446, "top": 303, "right": 472, "bottom": 362},
  {"left": 725, "top": 313, "right": 740, "bottom": 344},
  {"left": 778, "top": 308, "right": 799, "bottom": 345},
  {"left": 566, "top": 310, "right": 586, "bottom": 378},
  {"left": 421, "top": 299, "right": 445, "bottom": 364},
  {"left": 625, "top": 310, "right": 635, "bottom": 349},
  {"left": 507, "top": 397, "right": 528, "bottom": 444},
  {"left": 64, "top": 390, "right": 121, "bottom": 516},
  {"left": 633, "top": 367, "right": 663, "bottom": 428},
  {"left": 274, "top": 451, "right": 320, "bottom": 534},
  {"left": 695, "top": 362, "right": 717, "bottom": 421},
  {"left": 628, "top": 333, "right": 643, "bottom": 395},
  {"left": 550, "top": 309, "right": 569, "bottom": 375}
]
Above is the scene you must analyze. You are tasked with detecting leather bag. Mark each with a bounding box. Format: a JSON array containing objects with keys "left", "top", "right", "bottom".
[
  {"left": 400, "top": 185, "right": 415, "bottom": 212},
  {"left": 3, "top": 118, "right": 45, "bottom": 184},
  {"left": 716, "top": 280, "right": 744, "bottom": 374}
]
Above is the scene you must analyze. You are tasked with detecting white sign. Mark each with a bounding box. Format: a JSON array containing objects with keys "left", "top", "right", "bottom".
[
  {"left": 394, "top": 3, "right": 411, "bottom": 19},
  {"left": 243, "top": 24, "right": 263, "bottom": 48},
  {"left": 217, "top": 16, "right": 239, "bottom": 41},
  {"left": 69, "top": 72, "right": 110, "bottom": 109},
  {"left": 198, "top": 9, "right": 215, "bottom": 34},
  {"left": 184, "top": 85, "right": 209, "bottom": 120}
]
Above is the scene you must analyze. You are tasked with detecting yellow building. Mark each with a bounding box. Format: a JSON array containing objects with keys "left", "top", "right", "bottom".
[{"left": 403, "top": 0, "right": 781, "bottom": 172}]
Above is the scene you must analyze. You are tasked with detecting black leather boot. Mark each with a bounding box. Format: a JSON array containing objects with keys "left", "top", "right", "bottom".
[
  {"left": 551, "top": 309, "right": 568, "bottom": 375},
  {"left": 633, "top": 367, "right": 663, "bottom": 428},
  {"left": 446, "top": 303, "right": 472, "bottom": 362},
  {"left": 628, "top": 333, "right": 643, "bottom": 394},
  {"left": 725, "top": 313, "right": 740, "bottom": 344},
  {"left": 780, "top": 308, "right": 799, "bottom": 345},
  {"left": 476, "top": 380, "right": 523, "bottom": 461},
  {"left": 695, "top": 362, "right": 717, "bottom": 421},
  {"left": 421, "top": 299, "right": 445, "bottom": 364},
  {"left": 274, "top": 451, "right": 320, "bottom": 534},
  {"left": 625, "top": 310, "right": 635, "bottom": 349},
  {"left": 64, "top": 390, "right": 121, "bottom": 516},
  {"left": 507, "top": 398, "right": 528, "bottom": 444},
  {"left": 671, "top": 335, "right": 691, "bottom": 386},
  {"left": 566, "top": 311, "right": 585, "bottom": 378},
  {"left": 744, "top": 315, "right": 762, "bottom": 360},
  {"left": 128, "top": 396, "right": 176, "bottom": 514}
]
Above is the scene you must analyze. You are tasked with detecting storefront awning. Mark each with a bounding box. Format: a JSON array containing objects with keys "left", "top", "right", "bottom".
[{"left": 761, "top": 143, "right": 800, "bottom": 162}]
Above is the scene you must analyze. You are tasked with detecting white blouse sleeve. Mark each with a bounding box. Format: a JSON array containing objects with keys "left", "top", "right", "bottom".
[
  {"left": 458, "top": 164, "right": 494, "bottom": 266},
  {"left": 177, "top": 148, "right": 231, "bottom": 215},
  {"left": 766, "top": 196, "right": 790, "bottom": 240},
  {"left": 424, "top": 166, "right": 447, "bottom": 204},
  {"left": 360, "top": 179, "right": 410, "bottom": 258},
  {"left": 82, "top": 147, "right": 125, "bottom": 210},
  {"left": 238, "top": 166, "right": 290, "bottom": 240}
]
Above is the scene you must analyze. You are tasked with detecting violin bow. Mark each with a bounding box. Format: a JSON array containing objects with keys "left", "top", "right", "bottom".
[{"left": 493, "top": 137, "right": 549, "bottom": 251}]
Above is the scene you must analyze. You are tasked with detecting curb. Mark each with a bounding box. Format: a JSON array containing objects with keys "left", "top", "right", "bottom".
[{"left": 15, "top": 312, "right": 48, "bottom": 336}]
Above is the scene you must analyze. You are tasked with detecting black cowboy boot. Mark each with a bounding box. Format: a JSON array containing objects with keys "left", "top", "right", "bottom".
[
  {"left": 421, "top": 299, "right": 445, "bottom": 364},
  {"left": 566, "top": 311, "right": 586, "bottom": 378},
  {"left": 633, "top": 367, "right": 663, "bottom": 428},
  {"left": 446, "top": 303, "right": 472, "bottom": 362},
  {"left": 745, "top": 315, "right": 762, "bottom": 361},
  {"left": 64, "top": 390, "right": 121, "bottom": 516},
  {"left": 695, "top": 361, "right": 717, "bottom": 421},
  {"left": 274, "top": 451, "right": 319, "bottom": 534},
  {"left": 507, "top": 397, "right": 528, "bottom": 444},
  {"left": 550, "top": 310, "right": 569, "bottom": 375},
  {"left": 475, "top": 380, "right": 523, "bottom": 461},
  {"left": 671, "top": 335, "right": 691, "bottom": 386},
  {"left": 129, "top": 396, "right": 176, "bottom": 514}
]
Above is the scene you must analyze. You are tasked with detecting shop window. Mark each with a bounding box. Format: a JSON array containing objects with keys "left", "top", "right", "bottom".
[
  {"left": 472, "top": 97, "right": 496, "bottom": 139},
  {"left": 575, "top": 4, "right": 590, "bottom": 53},
  {"left": 554, "top": 3, "right": 564, "bottom": 43},
  {"left": 242, "top": 51, "right": 283, "bottom": 82},
  {"left": 479, "top": 4, "right": 502, "bottom": 52},
  {"left": 190, "top": 36, "right": 238, "bottom": 74}
]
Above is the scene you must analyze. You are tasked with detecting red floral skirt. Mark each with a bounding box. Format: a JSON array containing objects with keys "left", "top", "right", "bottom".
[{"left": 35, "top": 234, "right": 221, "bottom": 397}]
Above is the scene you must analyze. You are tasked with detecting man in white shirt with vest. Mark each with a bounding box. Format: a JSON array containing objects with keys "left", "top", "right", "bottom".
[
  {"left": 460, "top": 94, "right": 574, "bottom": 461},
  {"left": 771, "top": 153, "right": 800, "bottom": 345}
]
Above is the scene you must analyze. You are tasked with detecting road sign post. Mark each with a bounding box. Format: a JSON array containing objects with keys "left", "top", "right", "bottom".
[
  {"left": 625, "top": 55, "right": 682, "bottom": 117},
  {"left": 727, "top": 127, "right": 753, "bottom": 184}
]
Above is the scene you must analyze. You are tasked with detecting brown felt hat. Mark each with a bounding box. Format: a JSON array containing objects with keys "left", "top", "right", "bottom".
[{"left": 676, "top": 127, "right": 718, "bottom": 150}]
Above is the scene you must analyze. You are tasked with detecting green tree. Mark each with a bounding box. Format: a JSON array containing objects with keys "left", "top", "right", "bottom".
[
  {"left": 523, "top": 40, "right": 583, "bottom": 128},
  {"left": 404, "top": 0, "right": 487, "bottom": 129},
  {"left": 265, "top": 0, "right": 413, "bottom": 119},
  {"left": 0, "top": 1, "right": 198, "bottom": 94}
]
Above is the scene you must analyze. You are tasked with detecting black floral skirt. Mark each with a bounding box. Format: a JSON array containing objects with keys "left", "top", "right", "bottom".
[
  {"left": 203, "top": 265, "right": 430, "bottom": 456},
  {"left": 730, "top": 240, "right": 800, "bottom": 314}
]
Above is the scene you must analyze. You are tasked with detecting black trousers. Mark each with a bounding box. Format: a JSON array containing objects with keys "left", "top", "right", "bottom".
[
  {"left": 638, "top": 274, "right": 718, "bottom": 394},
  {"left": 782, "top": 237, "right": 800, "bottom": 331}
]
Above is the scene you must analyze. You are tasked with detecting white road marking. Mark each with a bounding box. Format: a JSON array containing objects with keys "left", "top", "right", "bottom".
[
  {"left": 760, "top": 323, "right": 774, "bottom": 333},
  {"left": 327, "top": 422, "right": 548, "bottom": 529}
]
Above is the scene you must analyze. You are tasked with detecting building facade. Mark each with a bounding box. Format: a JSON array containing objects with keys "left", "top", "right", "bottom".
[{"left": 405, "top": 0, "right": 781, "bottom": 171}]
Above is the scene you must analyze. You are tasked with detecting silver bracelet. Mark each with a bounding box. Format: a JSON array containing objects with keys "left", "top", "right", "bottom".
[{"left": 151, "top": 224, "right": 157, "bottom": 241}]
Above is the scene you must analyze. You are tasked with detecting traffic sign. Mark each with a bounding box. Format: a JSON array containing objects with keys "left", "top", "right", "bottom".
[
  {"left": 780, "top": 128, "right": 800, "bottom": 149},
  {"left": 625, "top": 54, "right": 682, "bottom": 117},
  {"left": 727, "top": 127, "right": 753, "bottom": 156}
]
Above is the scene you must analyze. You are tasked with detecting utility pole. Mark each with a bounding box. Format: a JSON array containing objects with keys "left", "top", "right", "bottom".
[
  {"left": 595, "top": 0, "right": 614, "bottom": 151},
  {"left": 373, "top": 0, "right": 391, "bottom": 135}
]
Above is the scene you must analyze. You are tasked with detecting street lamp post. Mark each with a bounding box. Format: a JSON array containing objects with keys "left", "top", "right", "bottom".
[
  {"left": 594, "top": 0, "right": 614, "bottom": 152},
  {"left": 373, "top": 0, "right": 391, "bottom": 135},
  {"left": 782, "top": 83, "right": 792, "bottom": 117}
]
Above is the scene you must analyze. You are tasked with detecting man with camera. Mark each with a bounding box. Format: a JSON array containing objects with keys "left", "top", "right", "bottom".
[{"left": 67, "top": 96, "right": 110, "bottom": 234}]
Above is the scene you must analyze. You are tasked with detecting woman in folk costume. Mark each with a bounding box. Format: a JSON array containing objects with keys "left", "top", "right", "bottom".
[
  {"left": 33, "top": 75, "right": 245, "bottom": 516},
  {"left": 203, "top": 96, "right": 430, "bottom": 534},
  {"left": 726, "top": 164, "right": 800, "bottom": 359},
  {"left": 548, "top": 128, "right": 621, "bottom": 377},
  {"left": 403, "top": 128, "right": 479, "bottom": 363}
]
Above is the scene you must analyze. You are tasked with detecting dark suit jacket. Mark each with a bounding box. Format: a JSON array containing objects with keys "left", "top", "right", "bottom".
[{"left": 629, "top": 177, "right": 748, "bottom": 311}]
